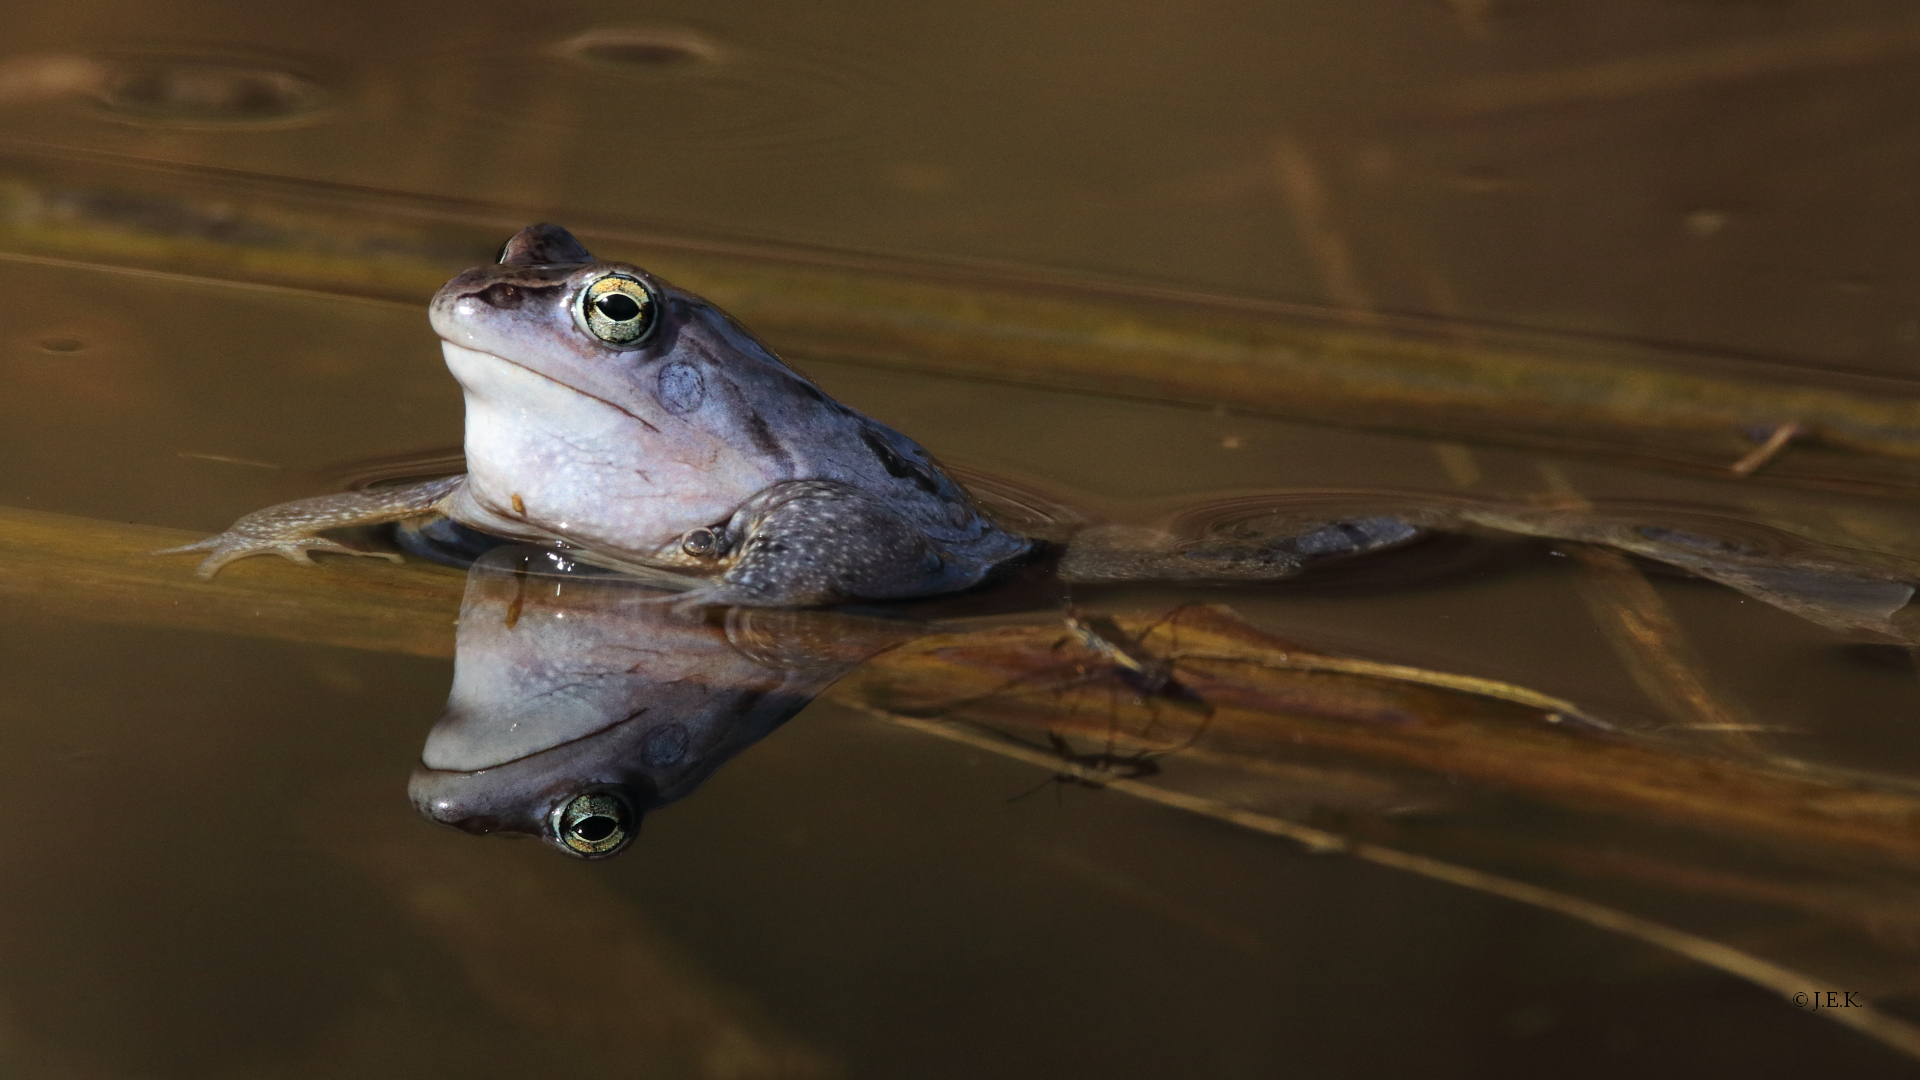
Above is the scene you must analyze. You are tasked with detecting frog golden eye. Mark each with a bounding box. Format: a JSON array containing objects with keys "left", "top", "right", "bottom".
[
  {"left": 551, "top": 790, "right": 634, "bottom": 857},
  {"left": 580, "top": 275, "right": 657, "bottom": 345}
]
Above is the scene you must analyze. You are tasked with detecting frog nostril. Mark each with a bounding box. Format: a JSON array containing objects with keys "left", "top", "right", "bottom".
[{"left": 475, "top": 283, "right": 525, "bottom": 309}]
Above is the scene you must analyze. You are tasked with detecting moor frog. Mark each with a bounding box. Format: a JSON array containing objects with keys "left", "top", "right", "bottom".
[
  {"left": 162, "top": 224, "right": 1029, "bottom": 607},
  {"left": 161, "top": 225, "right": 1919, "bottom": 636}
]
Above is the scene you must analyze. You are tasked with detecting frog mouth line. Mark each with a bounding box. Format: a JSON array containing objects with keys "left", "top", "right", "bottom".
[
  {"left": 442, "top": 342, "right": 661, "bottom": 434},
  {"left": 419, "top": 705, "right": 653, "bottom": 775}
]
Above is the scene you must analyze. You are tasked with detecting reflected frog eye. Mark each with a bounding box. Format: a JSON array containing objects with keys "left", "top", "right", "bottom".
[
  {"left": 551, "top": 791, "right": 635, "bottom": 857},
  {"left": 579, "top": 274, "right": 657, "bottom": 345}
]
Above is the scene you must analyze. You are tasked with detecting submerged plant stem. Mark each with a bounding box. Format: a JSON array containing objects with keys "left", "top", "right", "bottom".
[
  {"left": 876, "top": 712, "right": 1920, "bottom": 1062},
  {"left": 1563, "top": 541, "right": 1764, "bottom": 754}
]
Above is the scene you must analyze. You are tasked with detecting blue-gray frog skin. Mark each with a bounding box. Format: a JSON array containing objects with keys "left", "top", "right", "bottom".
[
  {"left": 411, "top": 547, "right": 916, "bottom": 858},
  {"left": 162, "top": 223, "right": 1030, "bottom": 607}
]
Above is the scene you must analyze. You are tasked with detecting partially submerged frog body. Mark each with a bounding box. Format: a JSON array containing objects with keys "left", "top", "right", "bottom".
[
  {"left": 1058, "top": 515, "right": 1427, "bottom": 584},
  {"left": 161, "top": 224, "right": 1028, "bottom": 606},
  {"left": 1064, "top": 493, "right": 1920, "bottom": 643}
]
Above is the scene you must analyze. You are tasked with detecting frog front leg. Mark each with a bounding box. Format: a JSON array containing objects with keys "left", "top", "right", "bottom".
[
  {"left": 674, "top": 480, "right": 953, "bottom": 609},
  {"left": 155, "top": 475, "right": 466, "bottom": 580}
]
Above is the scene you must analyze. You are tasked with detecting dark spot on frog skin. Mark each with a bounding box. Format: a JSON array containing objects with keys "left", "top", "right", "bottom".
[
  {"left": 861, "top": 430, "right": 942, "bottom": 496},
  {"left": 472, "top": 282, "right": 563, "bottom": 310},
  {"left": 641, "top": 723, "right": 690, "bottom": 766},
  {"left": 741, "top": 410, "right": 793, "bottom": 471},
  {"left": 655, "top": 362, "right": 706, "bottom": 415}
]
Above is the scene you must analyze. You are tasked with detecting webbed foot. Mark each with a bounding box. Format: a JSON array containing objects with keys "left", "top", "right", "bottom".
[
  {"left": 152, "top": 534, "right": 405, "bottom": 581},
  {"left": 153, "top": 476, "right": 464, "bottom": 580}
]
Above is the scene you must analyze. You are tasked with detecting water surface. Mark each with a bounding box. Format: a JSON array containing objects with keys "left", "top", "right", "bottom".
[{"left": 4, "top": 2, "right": 1920, "bottom": 1077}]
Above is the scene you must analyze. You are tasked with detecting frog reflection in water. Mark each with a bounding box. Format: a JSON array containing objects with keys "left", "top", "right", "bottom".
[
  {"left": 161, "top": 223, "right": 1028, "bottom": 607},
  {"left": 413, "top": 547, "right": 917, "bottom": 857},
  {"left": 417, "top": 530, "right": 1914, "bottom": 860}
]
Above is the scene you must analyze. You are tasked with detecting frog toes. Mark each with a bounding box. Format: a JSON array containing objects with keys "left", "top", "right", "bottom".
[{"left": 154, "top": 533, "right": 404, "bottom": 580}]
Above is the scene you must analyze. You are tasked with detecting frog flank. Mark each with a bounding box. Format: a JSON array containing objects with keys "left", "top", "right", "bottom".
[{"left": 158, "top": 223, "right": 1030, "bottom": 606}]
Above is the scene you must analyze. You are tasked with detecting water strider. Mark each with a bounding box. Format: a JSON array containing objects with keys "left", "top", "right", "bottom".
[{"left": 1060, "top": 609, "right": 1209, "bottom": 710}]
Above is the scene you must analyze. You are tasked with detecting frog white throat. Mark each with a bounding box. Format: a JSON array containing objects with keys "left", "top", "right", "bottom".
[
  {"left": 441, "top": 340, "right": 779, "bottom": 556},
  {"left": 161, "top": 221, "right": 1032, "bottom": 606}
]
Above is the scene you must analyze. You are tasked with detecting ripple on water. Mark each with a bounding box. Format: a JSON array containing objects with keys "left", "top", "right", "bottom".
[
  {"left": 943, "top": 464, "right": 1090, "bottom": 542},
  {"left": 0, "top": 52, "right": 333, "bottom": 127},
  {"left": 555, "top": 28, "right": 722, "bottom": 73},
  {"left": 414, "top": 26, "right": 911, "bottom": 154}
]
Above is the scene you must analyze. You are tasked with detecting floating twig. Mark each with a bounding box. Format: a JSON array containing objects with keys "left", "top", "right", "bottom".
[{"left": 1732, "top": 421, "right": 1804, "bottom": 476}]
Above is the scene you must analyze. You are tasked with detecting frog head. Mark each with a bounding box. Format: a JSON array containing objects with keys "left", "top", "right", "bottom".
[{"left": 427, "top": 224, "right": 835, "bottom": 556}]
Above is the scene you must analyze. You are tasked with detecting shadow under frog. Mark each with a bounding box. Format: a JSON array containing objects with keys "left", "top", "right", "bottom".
[{"left": 412, "top": 547, "right": 920, "bottom": 858}]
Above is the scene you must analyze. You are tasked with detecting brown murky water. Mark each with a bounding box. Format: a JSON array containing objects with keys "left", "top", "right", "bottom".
[{"left": 5, "top": 2, "right": 1920, "bottom": 1077}]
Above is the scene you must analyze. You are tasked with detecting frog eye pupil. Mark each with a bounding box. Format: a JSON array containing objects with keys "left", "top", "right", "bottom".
[
  {"left": 553, "top": 791, "right": 635, "bottom": 856},
  {"left": 571, "top": 815, "right": 618, "bottom": 843},
  {"left": 595, "top": 293, "right": 642, "bottom": 321}
]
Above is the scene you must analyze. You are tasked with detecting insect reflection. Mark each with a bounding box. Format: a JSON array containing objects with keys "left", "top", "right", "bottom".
[{"left": 999, "top": 606, "right": 1216, "bottom": 802}]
